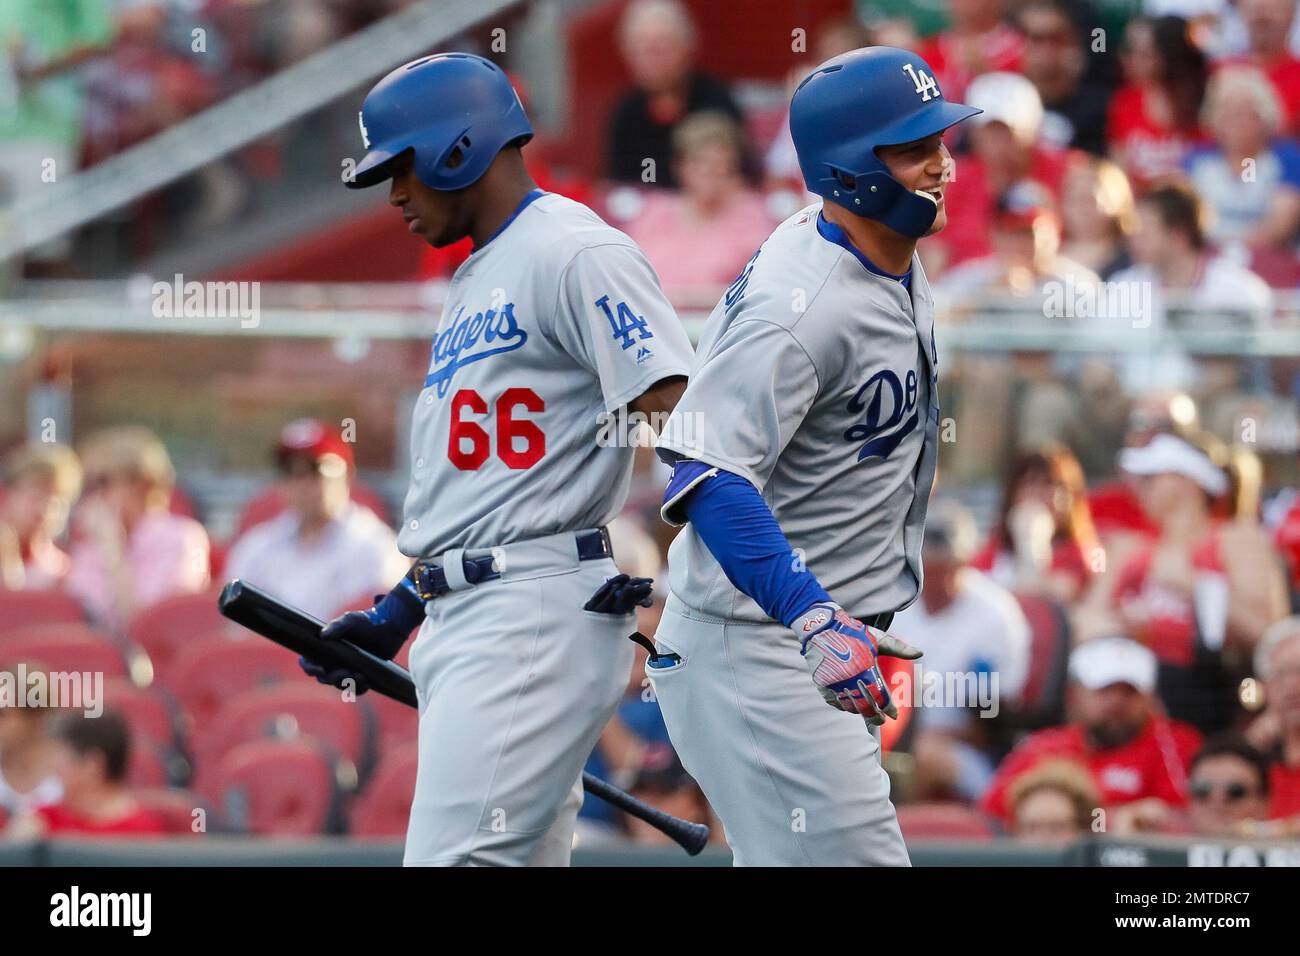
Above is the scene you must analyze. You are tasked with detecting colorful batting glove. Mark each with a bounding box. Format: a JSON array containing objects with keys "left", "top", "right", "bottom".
[{"left": 793, "top": 602, "right": 921, "bottom": 724}]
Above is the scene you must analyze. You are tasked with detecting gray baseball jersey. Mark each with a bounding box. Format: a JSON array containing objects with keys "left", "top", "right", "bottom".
[
  {"left": 398, "top": 191, "right": 693, "bottom": 558},
  {"left": 655, "top": 203, "right": 939, "bottom": 622}
]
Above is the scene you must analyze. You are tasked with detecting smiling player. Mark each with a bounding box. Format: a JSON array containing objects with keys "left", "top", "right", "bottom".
[{"left": 647, "top": 47, "right": 981, "bottom": 865}]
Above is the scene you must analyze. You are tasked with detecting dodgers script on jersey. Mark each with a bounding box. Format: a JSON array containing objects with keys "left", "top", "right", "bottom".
[
  {"left": 399, "top": 192, "right": 693, "bottom": 558},
  {"left": 655, "top": 203, "right": 940, "bottom": 622}
]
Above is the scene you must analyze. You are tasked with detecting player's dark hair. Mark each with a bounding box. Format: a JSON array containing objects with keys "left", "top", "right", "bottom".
[
  {"left": 1190, "top": 735, "right": 1271, "bottom": 794},
  {"left": 53, "top": 709, "right": 132, "bottom": 783}
]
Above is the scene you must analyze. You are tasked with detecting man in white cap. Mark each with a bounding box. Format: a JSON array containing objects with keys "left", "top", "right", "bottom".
[
  {"left": 1101, "top": 433, "right": 1288, "bottom": 734},
  {"left": 933, "top": 71, "right": 1085, "bottom": 269},
  {"left": 980, "top": 635, "right": 1202, "bottom": 827}
]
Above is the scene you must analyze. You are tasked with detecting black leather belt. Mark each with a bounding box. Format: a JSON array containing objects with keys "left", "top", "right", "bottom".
[{"left": 412, "top": 528, "right": 613, "bottom": 601}]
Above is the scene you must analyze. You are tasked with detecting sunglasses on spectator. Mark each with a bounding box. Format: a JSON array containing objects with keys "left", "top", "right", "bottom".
[
  {"left": 1190, "top": 780, "right": 1256, "bottom": 802},
  {"left": 279, "top": 453, "right": 347, "bottom": 480}
]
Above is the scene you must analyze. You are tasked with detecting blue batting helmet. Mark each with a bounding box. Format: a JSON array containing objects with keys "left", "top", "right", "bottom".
[
  {"left": 347, "top": 53, "right": 533, "bottom": 191},
  {"left": 789, "top": 47, "right": 981, "bottom": 238}
]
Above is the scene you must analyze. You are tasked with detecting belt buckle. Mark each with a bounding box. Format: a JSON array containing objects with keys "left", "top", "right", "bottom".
[{"left": 414, "top": 564, "right": 438, "bottom": 602}]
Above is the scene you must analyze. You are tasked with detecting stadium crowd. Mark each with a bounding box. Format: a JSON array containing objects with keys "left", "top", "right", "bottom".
[{"left": 3, "top": 0, "right": 1300, "bottom": 850}]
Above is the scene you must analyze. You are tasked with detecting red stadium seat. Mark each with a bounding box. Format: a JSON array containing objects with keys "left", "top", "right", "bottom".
[
  {"left": 0, "top": 625, "right": 135, "bottom": 681},
  {"left": 200, "top": 738, "right": 344, "bottom": 835},
  {"left": 132, "top": 788, "right": 208, "bottom": 837},
  {"left": 127, "top": 741, "right": 175, "bottom": 789},
  {"left": 368, "top": 692, "right": 417, "bottom": 752},
  {"left": 0, "top": 591, "right": 86, "bottom": 634},
  {"left": 896, "top": 802, "right": 996, "bottom": 841},
  {"left": 194, "top": 682, "right": 373, "bottom": 783},
  {"left": 235, "top": 482, "right": 392, "bottom": 536},
  {"left": 167, "top": 634, "right": 304, "bottom": 728},
  {"left": 349, "top": 742, "right": 419, "bottom": 838},
  {"left": 103, "top": 679, "right": 184, "bottom": 752},
  {"left": 126, "top": 589, "right": 235, "bottom": 680}
]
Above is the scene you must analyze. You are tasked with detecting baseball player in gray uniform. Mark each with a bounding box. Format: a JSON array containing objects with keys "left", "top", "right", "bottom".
[
  {"left": 301, "top": 54, "right": 692, "bottom": 865},
  {"left": 648, "top": 47, "right": 981, "bottom": 865}
]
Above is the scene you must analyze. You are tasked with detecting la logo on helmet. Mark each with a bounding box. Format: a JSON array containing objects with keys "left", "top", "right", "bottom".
[
  {"left": 901, "top": 63, "right": 940, "bottom": 102},
  {"left": 358, "top": 112, "right": 370, "bottom": 149}
]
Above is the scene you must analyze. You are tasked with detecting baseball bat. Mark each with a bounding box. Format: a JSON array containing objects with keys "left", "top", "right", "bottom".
[{"left": 217, "top": 579, "right": 711, "bottom": 856}]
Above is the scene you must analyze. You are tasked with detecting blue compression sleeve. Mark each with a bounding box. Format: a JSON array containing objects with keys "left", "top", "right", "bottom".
[{"left": 663, "top": 461, "right": 831, "bottom": 627}]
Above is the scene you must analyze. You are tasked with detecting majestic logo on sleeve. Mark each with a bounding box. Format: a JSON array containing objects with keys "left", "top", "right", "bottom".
[
  {"left": 844, "top": 368, "right": 919, "bottom": 461},
  {"left": 424, "top": 302, "right": 528, "bottom": 397}
]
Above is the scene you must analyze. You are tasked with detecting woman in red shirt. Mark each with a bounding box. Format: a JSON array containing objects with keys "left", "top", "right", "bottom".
[
  {"left": 972, "top": 446, "right": 1100, "bottom": 605},
  {"left": 1107, "top": 15, "right": 1209, "bottom": 191},
  {"left": 1107, "top": 435, "right": 1288, "bottom": 734}
]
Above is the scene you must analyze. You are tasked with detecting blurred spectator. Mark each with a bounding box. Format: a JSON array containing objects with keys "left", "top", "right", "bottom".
[
  {"left": 1081, "top": 392, "right": 1194, "bottom": 571},
  {"left": 0, "top": 662, "right": 62, "bottom": 818},
  {"left": 65, "top": 426, "right": 210, "bottom": 631},
  {"left": 1273, "top": 481, "right": 1300, "bottom": 598},
  {"left": 973, "top": 446, "right": 1101, "bottom": 604},
  {"left": 1107, "top": 15, "right": 1209, "bottom": 190},
  {"left": 0, "top": 443, "right": 82, "bottom": 591},
  {"left": 605, "top": 0, "right": 745, "bottom": 189},
  {"left": 938, "top": 179, "right": 1100, "bottom": 298},
  {"left": 979, "top": 636, "right": 1202, "bottom": 824},
  {"left": 916, "top": 0, "right": 1025, "bottom": 103},
  {"left": 1107, "top": 183, "right": 1272, "bottom": 394},
  {"left": 621, "top": 112, "right": 774, "bottom": 305},
  {"left": 1106, "top": 434, "right": 1287, "bottom": 732},
  {"left": 764, "top": 16, "right": 873, "bottom": 198},
  {"left": 855, "top": 0, "right": 943, "bottom": 41},
  {"left": 1007, "top": 758, "right": 1101, "bottom": 843},
  {"left": 79, "top": 3, "right": 217, "bottom": 168},
  {"left": 1058, "top": 156, "right": 1138, "bottom": 278},
  {"left": 224, "top": 420, "right": 407, "bottom": 620},
  {"left": 624, "top": 741, "right": 711, "bottom": 845},
  {"left": 893, "top": 501, "right": 1031, "bottom": 801},
  {"left": 1185, "top": 66, "right": 1300, "bottom": 259},
  {"left": 932, "top": 71, "right": 1083, "bottom": 269},
  {"left": 0, "top": 0, "right": 115, "bottom": 265},
  {"left": 1218, "top": 0, "right": 1300, "bottom": 131},
  {"left": 1186, "top": 735, "right": 1273, "bottom": 835},
  {"left": 1246, "top": 617, "right": 1300, "bottom": 821},
  {"left": 1015, "top": 0, "right": 1111, "bottom": 155},
  {"left": 4, "top": 710, "right": 164, "bottom": 838}
]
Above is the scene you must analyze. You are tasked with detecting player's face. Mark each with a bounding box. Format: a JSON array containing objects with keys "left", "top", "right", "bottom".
[
  {"left": 877, "top": 132, "right": 952, "bottom": 235},
  {"left": 387, "top": 151, "right": 472, "bottom": 247}
]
